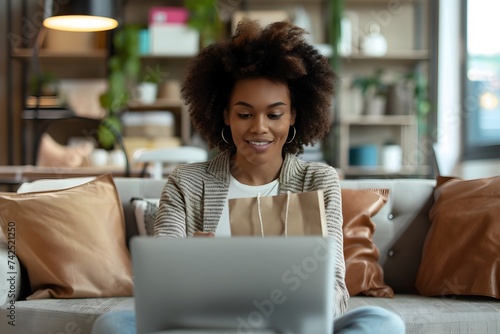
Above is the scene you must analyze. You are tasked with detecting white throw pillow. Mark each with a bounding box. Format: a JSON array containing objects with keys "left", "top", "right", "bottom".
[
  {"left": 17, "top": 177, "right": 96, "bottom": 193},
  {"left": 131, "top": 198, "right": 159, "bottom": 236}
]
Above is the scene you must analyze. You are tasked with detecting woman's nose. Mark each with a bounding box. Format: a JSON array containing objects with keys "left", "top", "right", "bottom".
[{"left": 251, "top": 115, "right": 268, "bottom": 133}]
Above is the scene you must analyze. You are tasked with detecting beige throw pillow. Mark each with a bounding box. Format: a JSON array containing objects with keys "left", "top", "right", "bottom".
[{"left": 0, "top": 174, "right": 133, "bottom": 299}]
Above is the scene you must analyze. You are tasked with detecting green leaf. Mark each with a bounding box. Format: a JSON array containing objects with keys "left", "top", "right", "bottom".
[
  {"left": 97, "top": 116, "right": 123, "bottom": 150},
  {"left": 97, "top": 124, "right": 115, "bottom": 150}
]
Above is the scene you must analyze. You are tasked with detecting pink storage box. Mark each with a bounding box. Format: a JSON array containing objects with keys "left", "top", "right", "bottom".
[{"left": 149, "top": 7, "right": 189, "bottom": 25}]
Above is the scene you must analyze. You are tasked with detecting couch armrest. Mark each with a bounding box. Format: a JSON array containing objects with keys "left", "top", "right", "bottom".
[{"left": 0, "top": 236, "right": 21, "bottom": 305}]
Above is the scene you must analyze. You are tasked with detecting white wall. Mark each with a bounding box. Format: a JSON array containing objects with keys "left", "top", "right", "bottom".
[{"left": 436, "top": 0, "right": 499, "bottom": 179}]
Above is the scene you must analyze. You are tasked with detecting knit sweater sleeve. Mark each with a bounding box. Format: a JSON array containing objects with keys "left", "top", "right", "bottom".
[
  {"left": 153, "top": 165, "right": 205, "bottom": 238},
  {"left": 320, "top": 166, "right": 349, "bottom": 317}
]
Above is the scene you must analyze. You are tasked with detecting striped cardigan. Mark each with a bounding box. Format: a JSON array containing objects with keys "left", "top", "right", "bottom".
[{"left": 154, "top": 150, "right": 348, "bottom": 316}]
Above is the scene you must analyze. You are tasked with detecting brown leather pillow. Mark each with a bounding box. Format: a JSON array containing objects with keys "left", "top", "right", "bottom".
[
  {"left": 416, "top": 176, "right": 500, "bottom": 299},
  {"left": 0, "top": 174, "right": 133, "bottom": 299},
  {"left": 342, "top": 188, "right": 394, "bottom": 297}
]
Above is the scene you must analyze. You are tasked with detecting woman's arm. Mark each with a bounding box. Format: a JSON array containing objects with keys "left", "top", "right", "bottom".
[
  {"left": 315, "top": 166, "right": 349, "bottom": 317},
  {"left": 153, "top": 169, "right": 188, "bottom": 238}
]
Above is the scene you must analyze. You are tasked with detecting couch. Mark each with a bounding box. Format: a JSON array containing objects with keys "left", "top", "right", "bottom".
[{"left": 0, "top": 177, "right": 499, "bottom": 334}]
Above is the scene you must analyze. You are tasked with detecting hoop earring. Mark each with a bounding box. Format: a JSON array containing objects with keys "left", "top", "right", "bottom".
[
  {"left": 286, "top": 125, "right": 296, "bottom": 144},
  {"left": 221, "top": 126, "right": 231, "bottom": 144}
]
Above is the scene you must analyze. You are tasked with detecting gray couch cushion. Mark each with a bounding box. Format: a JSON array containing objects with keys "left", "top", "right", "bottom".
[
  {"left": 0, "top": 297, "right": 134, "bottom": 334},
  {"left": 348, "top": 295, "right": 500, "bottom": 334}
]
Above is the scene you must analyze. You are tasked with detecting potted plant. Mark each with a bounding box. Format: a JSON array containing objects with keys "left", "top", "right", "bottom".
[
  {"left": 30, "top": 71, "right": 59, "bottom": 97},
  {"left": 400, "top": 71, "right": 430, "bottom": 132},
  {"left": 27, "top": 71, "right": 60, "bottom": 108},
  {"left": 98, "top": 25, "right": 141, "bottom": 149},
  {"left": 184, "top": 0, "right": 224, "bottom": 48},
  {"left": 351, "top": 68, "right": 389, "bottom": 115}
]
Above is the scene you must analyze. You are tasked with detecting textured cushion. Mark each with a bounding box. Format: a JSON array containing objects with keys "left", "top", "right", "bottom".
[
  {"left": 131, "top": 198, "right": 159, "bottom": 236},
  {"left": 342, "top": 188, "right": 394, "bottom": 297},
  {"left": 416, "top": 176, "right": 500, "bottom": 299},
  {"left": 0, "top": 297, "right": 134, "bottom": 334},
  {"left": 348, "top": 294, "right": 500, "bottom": 334},
  {"left": 0, "top": 174, "right": 133, "bottom": 299}
]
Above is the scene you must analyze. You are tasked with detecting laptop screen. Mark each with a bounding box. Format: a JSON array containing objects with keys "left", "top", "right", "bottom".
[{"left": 131, "top": 236, "right": 336, "bottom": 334}]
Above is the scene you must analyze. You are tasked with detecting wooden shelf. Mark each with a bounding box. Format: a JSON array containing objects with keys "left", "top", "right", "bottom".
[
  {"left": 341, "top": 115, "right": 417, "bottom": 126},
  {"left": 344, "top": 165, "right": 432, "bottom": 178},
  {"left": 11, "top": 48, "right": 108, "bottom": 61},
  {"left": 11, "top": 48, "right": 109, "bottom": 78},
  {"left": 341, "top": 51, "right": 430, "bottom": 63},
  {"left": 242, "top": 0, "right": 325, "bottom": 3},
  {"left": 346, "top": 0, "right": 425, "bottom": 5},
  {"left": 139, "top": 54, "right": 192, "bottom": 60},
  {"left": 22, "top": 108, "right": 75, "bottom": 120},
  {"left": 127, "top": 98, "right": 184, "bottom": 111}
]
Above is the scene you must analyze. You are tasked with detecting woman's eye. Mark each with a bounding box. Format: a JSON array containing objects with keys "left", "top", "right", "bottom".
[
  {"left": 268, "top": 113, "right": 283, "bottom": 120},
  {"left": 237, "top": 113, "right": 252, "bottom": 119}
]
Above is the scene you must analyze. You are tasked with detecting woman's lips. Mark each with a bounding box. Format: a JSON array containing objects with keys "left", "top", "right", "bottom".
[
  {"left": 248, "top": 141, "right": 271, "bottom": 146},
  {"left": 246, "top": 140, "right": 272, "bottom": 151}
]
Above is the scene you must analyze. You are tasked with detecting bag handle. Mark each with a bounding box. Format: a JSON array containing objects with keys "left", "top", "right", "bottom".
[{"left": 256, "top": 191, "right": 291, "bottom": 238}]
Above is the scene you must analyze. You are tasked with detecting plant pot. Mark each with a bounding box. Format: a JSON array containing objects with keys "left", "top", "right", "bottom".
[
  {"left": 387, "top": 82, "right": 414, "bottom": 115},
  {"left": 365, "top": 96, "right": 386, "bottom": 116},
  {"left": 132, "top": 82, "right": 158, "bottom": 105}
]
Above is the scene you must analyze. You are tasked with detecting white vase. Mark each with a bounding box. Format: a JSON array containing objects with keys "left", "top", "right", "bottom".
[
  {"left": 382, "top": 145, "right": 403, "bottom": 172},
  {"left": 109, "top": 149, "right": 127, "bottom": 168},
  {"left": 361, "top": 23, "right": 388, "bottom": 57},
  {"left": 90, "top": 149, "right": 109, "bottom": 167}
]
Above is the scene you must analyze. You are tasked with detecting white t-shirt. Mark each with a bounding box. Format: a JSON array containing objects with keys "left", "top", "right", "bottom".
[{"left": 215, "top": 176, "right": 279, "bottom": 237}]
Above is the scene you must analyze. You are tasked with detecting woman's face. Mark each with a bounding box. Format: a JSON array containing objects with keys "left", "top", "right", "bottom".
[{"left": 225, "top": 77, "right": 295, "bottom": 169}]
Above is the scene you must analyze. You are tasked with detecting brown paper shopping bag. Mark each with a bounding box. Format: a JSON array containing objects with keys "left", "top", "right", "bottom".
[{"left": 229, "top": 190, "right": 328, "bottom": 237}]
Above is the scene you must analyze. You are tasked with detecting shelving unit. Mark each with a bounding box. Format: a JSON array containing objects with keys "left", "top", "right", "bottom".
[
  {"left": 333, "top": 0, "right": 435, "bottom": 178},
  {"left": 120, "top": 1, "right": 196, "bottom": 146},
  {"left": 11, "top": 28, "right": 193, "bottom": 164},
  {"left": 10, "top": 31, "right": 110, "bottom": 163},
  {"left": 212, "top": 0, "right": 436, "bottom": 177},
  {"left": 127, "top": 97, "right": 191, "bottom": 145},
  {"left": 10, "top": 0, "right": 436, "bottom": 175},
  {"left": 132, "top": 54, "right": 193, "bottom": 145},
  {"left": 339, "top": 114, "right": 419, "bottom": 177}
]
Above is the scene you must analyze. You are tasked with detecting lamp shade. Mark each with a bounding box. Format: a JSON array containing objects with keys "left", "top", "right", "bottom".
[{"left": 43, "top": 0, "right": 118, "bottom": 32}]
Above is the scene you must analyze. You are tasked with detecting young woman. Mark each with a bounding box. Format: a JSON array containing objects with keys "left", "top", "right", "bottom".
[{"left": 92, "top": 19, "right": 404, "bottom": 334}]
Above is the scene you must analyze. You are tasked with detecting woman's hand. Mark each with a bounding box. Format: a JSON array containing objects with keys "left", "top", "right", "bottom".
[{"left": 193, "top": 231, "right": 215, "bottom": 237}]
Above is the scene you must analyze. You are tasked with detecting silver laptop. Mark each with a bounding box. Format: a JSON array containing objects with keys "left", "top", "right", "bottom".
[{"left": 131, "top": 236, "right": 336, "bottom": 334}]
